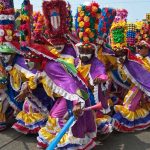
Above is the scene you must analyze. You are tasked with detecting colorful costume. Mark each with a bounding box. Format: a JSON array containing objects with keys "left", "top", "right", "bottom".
[
  {"left": 37, "top": 1, "right": 97, "bottom": 149},
  {"left": 12, "top": 0, "right": 55, "bottom": 134},
  {"left": 74, "top": 2, "right": 114, "bottom": 136},
  {"left": 0, "top": 0, "right": 24, "bottom": 130},
  {"left": 112, "top": 15, "right": 150, "bottom": 132}
]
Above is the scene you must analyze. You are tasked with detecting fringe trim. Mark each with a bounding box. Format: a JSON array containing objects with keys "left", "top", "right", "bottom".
[
  {"left": 123, "top": 66, "right": 150, "bottom": 96},
  {"left": 42, "top": 72, "right": 85, "bottom": 107}
]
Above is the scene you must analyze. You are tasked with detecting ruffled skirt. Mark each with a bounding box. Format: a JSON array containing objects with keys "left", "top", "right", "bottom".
[
  {"left": 112, "top": 103, "right": 150, "bottom": 132},
  {"left": 12, "top": 96, "right": 48, "bottom": 134}
]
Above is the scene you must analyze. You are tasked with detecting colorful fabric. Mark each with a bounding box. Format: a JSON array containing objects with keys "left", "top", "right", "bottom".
[{"left": 98, "top": 8, "right": 116, "bottom": 37}]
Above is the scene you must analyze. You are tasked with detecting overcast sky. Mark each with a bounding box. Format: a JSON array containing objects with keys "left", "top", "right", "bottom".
[{"left": 14, "top": 0, "right": 150, "bottom": 22}]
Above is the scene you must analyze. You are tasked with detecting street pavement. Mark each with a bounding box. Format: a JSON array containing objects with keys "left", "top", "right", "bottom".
[{"left": 1, "top": 126, "right": 150, "bottom": 150}]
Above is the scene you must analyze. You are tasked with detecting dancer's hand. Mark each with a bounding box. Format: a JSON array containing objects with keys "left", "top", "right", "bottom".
[
  {"left": 73, "top": 103, "right": 83, "bottom": 119},
  {"left": 94, "top": 78, "right": 105, "bottom": 85},
  {"left": 15, "top": 83, "right": 30, "bottom": 102},
  {"left": 15, "top": 91, "right": 28, "bottom": 102}
]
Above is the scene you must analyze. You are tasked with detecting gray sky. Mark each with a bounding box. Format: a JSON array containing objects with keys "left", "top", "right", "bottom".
[{"left": 14, "top": 0, "right": 150, "bottom": 22}]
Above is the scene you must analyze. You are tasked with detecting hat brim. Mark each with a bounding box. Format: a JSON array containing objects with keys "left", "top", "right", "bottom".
[
  {"left": 0, "top": 42, "right": 21, "bottom": 54},
  {"left": 27, "top": 43, "right": 60, "bottom": 60}
]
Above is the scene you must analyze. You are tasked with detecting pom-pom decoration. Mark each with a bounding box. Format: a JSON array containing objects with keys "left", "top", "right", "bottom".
[
  {"left": 126, "top": 23, "right": 136, "bottom": 46},
  {"left": 110, "top": 8, "right": 128, "bottom": 50},
  {"left": 134, "top": 21, "right": 143, "bottom": 30},
  {"left": 114, "top": 9, "right": 128, "bottom": 23},
  {"left": 66, "top": 2, "right": 73, "bottom": 32},
  {"left": 31, "top": 11, "right": 49, "bottom": 43},
  {"left": 98, "top": 8, "right": 116, "bottom": 37},
  {"left": 135, "top": 22, "right": 150, "bottom": 45},
  {"left": 75, "top": 2, "right": 101, "bottom": 44},
  {"left": 0, "top": 0, "right": 15, "bottom": 43},
  {"left": 18, "top": 0, "right": 32, "bottom": 46},
  {"left": 110, "top": 21, "right": 127, "bottom": 49},
  {"left": 42, "top": 0, "right": 72, "bottom": 45}
]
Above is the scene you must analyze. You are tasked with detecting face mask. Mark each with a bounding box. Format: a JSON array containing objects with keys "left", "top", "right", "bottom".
[
  {"left": 3, "top": 55, "right": 11, "bottom": 63},
  {"left": 79, "top": 54, "right": 92, "bottom": 59},
  {"left": 55, "top": 45, "right": 65, "bottom": 53},
  {"left": 27, "top": 61, "right": 35, "bottom": 70}
]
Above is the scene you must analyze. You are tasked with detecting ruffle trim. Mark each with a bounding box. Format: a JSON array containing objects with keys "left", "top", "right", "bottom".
[
  {"left": 123, "top": 66, "right": 150, "bottom": 96},
  {"left": 12, "top": 123, "right": 41, "bottom": 134},
  {"left": 96, "top": 115, "right": 113, "bottom": 134},
  {"left": 14, "top": 64, "right": 35, "bottom": 79},
  {"left": 37, "top": 117, "right": 96, "bottom": 148},
  {"left": 42, "top": 72, "right": 85, "bottom": 107},
  {"left": 15, "top": 111, "right": 47, "bottom": 126},
  {"left": 112, "top": 105, "right": 150, "bottom": 132}
]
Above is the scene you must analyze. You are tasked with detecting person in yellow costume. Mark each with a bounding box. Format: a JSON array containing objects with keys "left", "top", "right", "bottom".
[{"left": 12, "top": 51, "right": 55, "bottom": 134}]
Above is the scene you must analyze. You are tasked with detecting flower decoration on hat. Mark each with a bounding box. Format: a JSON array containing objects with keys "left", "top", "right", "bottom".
[
  {"left": 126, "top": 23, "right": 136, "bottom": 46},
  {"left": 135, "top": 21, "right": 143, "bottom": 30},
  {"left": 0, "top": 0, "right": 21, "bottom": 54},
  {"left": 32, "top": 11, "right": 48, "bottom": 43},
  {"left": 42, "top": 0, "right": 72, "bottom": 45},
  {"left": 98, "top": 8, "right": 116, "bottom": 38},
  {"left": 0, "top": 0, "right": 15, "bottom": 43},
  {"left": 19, "top": 0, "right": 32, "bottom": 47},
  {"left": 66, "top": 2, "right": 73, "bottom": 32},
  {"left": 136, "top": 21, "right": 150, "bottom": 45},
  {"left": 110, "top": 9, "right": 128, "bottom": 50},
  {"left": 75, "top": 2, "right": 101, "bottom": 50}
]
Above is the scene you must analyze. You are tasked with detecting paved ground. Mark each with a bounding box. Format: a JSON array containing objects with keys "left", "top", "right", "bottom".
[{"left": 1, "top": 126, "right": 150, "bottom": 150}]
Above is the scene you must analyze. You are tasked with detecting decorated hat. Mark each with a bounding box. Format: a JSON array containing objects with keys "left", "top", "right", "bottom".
[
  {"left": 98, "top": 8, "right": 116, "bottom": 38},
  {"left": 136, "top": 22, "right": 150, "bottom": 45},
  {"left": 0, "top": 0, "right": 15, "bottom": 43},
  {"left": 42, "top": 0, "right": 71, "bottom": 45},
  {"left": 114, "top": 9, "right": 128, "bottom": 23},
  {"left": 75, "top": 2, "right": 101, "bottom": 50},
  {"left": 12, "top": 0, "right": 60, "bottom": 64},
  {"left": 19, "top": 0, "right": 32, "bottom": 47},
  {"left": 0, "top": 0, "right": 14, "bottom": 12},
  {"left": 110, "top": 9, "right": 128, "bottom": 50},
  {"left": 32, "top": 11, "right": 47, "bottom": 43},
  {"left": 134, "top": 21, "right": 143, "bottom": 30},
  {"left": 66, "top": 2, "right": 73, "bottom": 33},
  {"left": 0, "top": 0, "right": 21, "bottom": 53},
  {"left": 126, "top": 23, "right": 136, "bottom": 46}
]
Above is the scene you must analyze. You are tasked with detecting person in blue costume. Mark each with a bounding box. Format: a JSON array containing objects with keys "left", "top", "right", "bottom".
[{"left": 0, "top": 0, "right": 24, "bottom": 130}]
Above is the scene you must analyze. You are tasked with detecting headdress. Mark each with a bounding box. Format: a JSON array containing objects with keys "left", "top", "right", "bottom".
[
  {"left": 135, "top": 19, "right": 150, "bottom": 45},
  {"left": 19, "top": 0, "right": 32, "bottom": 46},
  {"left": 0, "top": 0, "right": 20, "bottom": 53},
  {"left": 126, "top": 23, "right": 136, "bottom": 46},
  {"left": 75, "top": 2, "right": 101, "bottom": 51},
  {"left": 110, "top": 9, "right": 128, "bottom": 50},
  {"left": 98, "top": 8, "right": 116, "bottom": 38},
  {"left": 42, "top": 0, "right": 72, "bottom": 45},
  {"left": 15, "top": 0, "right": 60, "bottom": 64}
]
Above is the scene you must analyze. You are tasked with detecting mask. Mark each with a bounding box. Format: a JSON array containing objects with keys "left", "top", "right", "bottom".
[
  {"left": 79, "top": 54, "right": 92, "bottom": 63},
  {"left": 26, "top": 61, "right": 35, "bottom": 70},
  {"left": 55, "top": 45, "right": 65, "bottom": 53},
  {"left": 2, "top": 54, "right": 11, "bottom": 63},
  {"left": 79, "top": 54, "right": 92, "bottom": 59}
]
